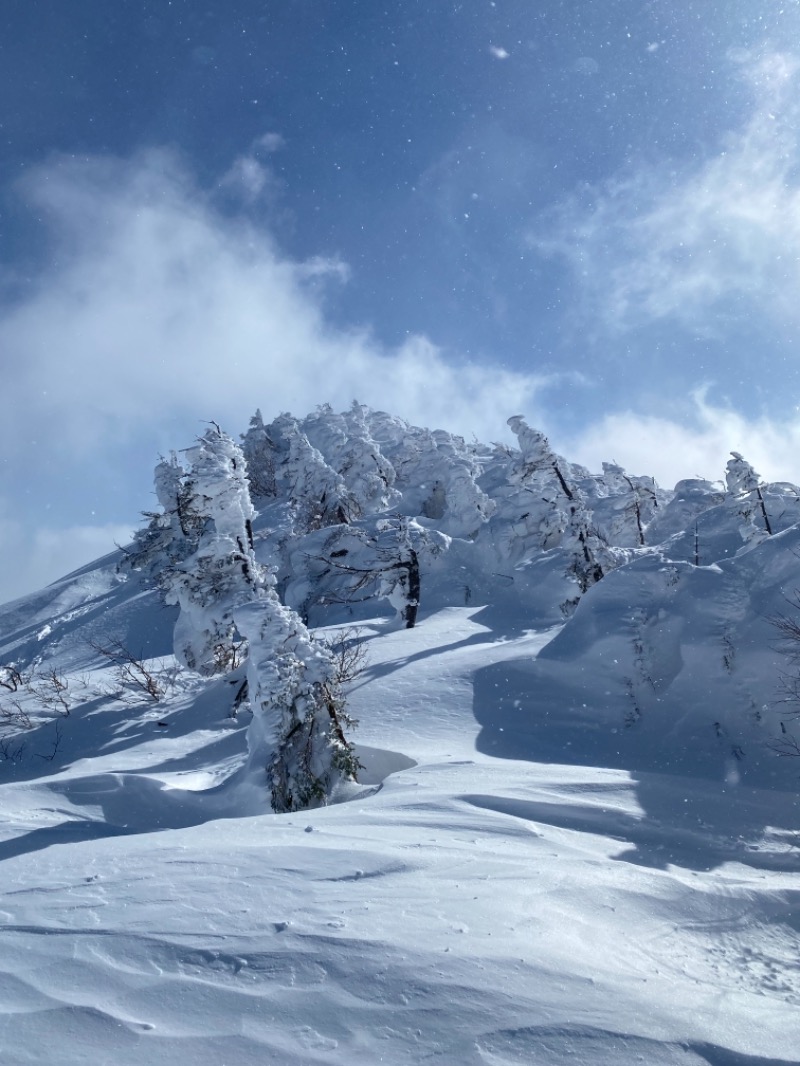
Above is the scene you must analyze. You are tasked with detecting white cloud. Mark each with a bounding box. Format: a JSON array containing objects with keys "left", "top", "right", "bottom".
[
  {"left": 562, "top": 390, "right": 800, "bottom": 488},
  {"left": 220, "top": 132, "right": 286, "bottom": 201},
  {"left": 531, "top": 49, "right": 800, "bottom": 331},
  {"left": 219, "top": 155, "right": 275, "bottom": 201},
  {"left": 252, "top": 132, "right": 285, "bottom": 154},
  {"left": 1, "top": 149, "right": 547, "bottom": 455}
]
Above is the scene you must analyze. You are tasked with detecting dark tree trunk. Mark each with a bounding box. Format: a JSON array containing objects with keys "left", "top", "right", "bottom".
[
  {"left": 756, "top": 486, "right": 773, "bottom": 536},
  {"left": 401, "top": 550, "right": 420, "bottom": 628}
]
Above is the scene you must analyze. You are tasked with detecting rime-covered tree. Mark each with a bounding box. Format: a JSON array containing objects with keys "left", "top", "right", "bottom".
[
  {"left": 158, "top": 424, "right": 359, "bottom": 808},
  {"left": 236, "top": 593, "right": 360, "bottom": 812},
  {"left": 280, "top": 420, "right": 356, "bottom": 531},
  {"left": 298, "top": 403, "right": 400, "bottom": 516},
  {"left": 726, "top": 452, "right": 761, "bottom": 496},
  {"left": 241, "top": 409, "right": 277, "bottom": 499},
  {"left": 164, "top": 426, "right": 263, "bottom": 674},
  {"left": 561, "top": 505, "right": 615, "bottom": 596},
  {"left": 504, "top": 415, "right": 616, "bottom": 596},
  {"left": 120, "top": 452, "right": 203, "bottom": 580},
  {"left": 284, "top": 516, "right": 446, "bottom": 628},
  {"left": 379, "top": 422, "right": 493, "bottom": 539},
  {"left": 726, "top": 451, "right": 773, "bottom": 545},
  {"left": 339, "top": 402, "right": 401, "bottom": 514},
  {"left": 595, "top": 463, "right": 659, "bottom": 548},
  {"left": 485, "top": 416, "right": 574, "bottom": 563},
  {"left": 506, "top": 415, "right": 564, "bottom": 485},
  {"left": 376, "top": 517, "right": 423, "bottom": 628}
]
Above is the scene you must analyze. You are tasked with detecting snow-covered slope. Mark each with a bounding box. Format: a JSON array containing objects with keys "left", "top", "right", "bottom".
[
  {"left": 1, "top": 564, "right": 799, "bottom": 1063},
  {"left": 2, "top": 408, "right": 800, "bottom": 1064}
]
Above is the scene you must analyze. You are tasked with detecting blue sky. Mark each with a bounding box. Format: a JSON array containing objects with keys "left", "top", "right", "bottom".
[{"left": 3, "top": 1, "right": 800, "bottom": 601}]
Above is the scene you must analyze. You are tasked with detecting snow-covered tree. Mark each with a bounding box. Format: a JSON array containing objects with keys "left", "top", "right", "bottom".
[
  {"left": 339, "top": 402, "right": 401, "bottom": 514},
  {"left": 506, "top": 415, "right": 563, "bottom": 485},
  {"left": 155, "top": 424, "right": 361, "bottom": 810},
  {"left": 241, "top": 409, "right": 277, "bottom": 499},
  {"left": 561, "top": 505, "right": 615, "bottom": 596},
  {"left": 504, "top": 415, "right": 618, "bottom": 594},
  {"left": 376, "top": 517, "right": 422, "bottom": 628},
  {"left": 483, "top": 416, "right": 576, "bottom": 564},
  {"left": 297, "top": 403, "right": 399, "bottom": 516},
  {"left": 284, "top": 516, "right": 446, "bottom": 628},
  {"left": 164, "top": 427, "right": 263, "bottom": 674},
  {"left": 280, "top": 420, "right": 356, "bottom": 531},
  {"left": 120, "top": 452, "right": 202, "bottom": 580},
  {"left": 594, "top": 463, "right": 659, "bottom": 548},
  {"left": 236, "top": 594, "right": 361, "bottom": 812},
  {"left": 301, "top": 403, "right": 351, "bottom": 473},
  {"left": 379, "top": 423, "right": 493, "bottom": 539},
  {"left": 726, "top": 452, "right": 773, "bottom": 545},
  {"left": 726, "top": 452, "right": 761, "bottom": 496}
]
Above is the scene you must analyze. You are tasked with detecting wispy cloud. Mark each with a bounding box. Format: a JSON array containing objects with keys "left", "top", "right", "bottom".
[
  {"left": 1, "top": 149, "right": 548, "bottom": 453},
  {"left": 531, "top": 49, "right": 800, "bottom": 332},
  {"left": 562, "top": 389, "right": 800, "bottom": 488},
  {"left": 219, "top": 130, "right": 286, "bottom": 203}
]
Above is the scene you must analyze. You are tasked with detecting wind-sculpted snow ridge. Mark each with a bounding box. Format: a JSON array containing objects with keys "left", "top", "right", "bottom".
[{"left": 2, "top": 405, "right": 800, "bottom": 1063}]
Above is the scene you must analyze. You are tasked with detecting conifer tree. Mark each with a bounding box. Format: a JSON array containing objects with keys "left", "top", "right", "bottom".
[
  {"left": 121, "top": 452, "right": 200, "bottom": 580},
  {"left": 281, "top": 420, "right": 356, "bottom": 531},
  {"left": 241, "top": 409, "right": 278, "bottom": 499},
  {"left": 154, "top": 425, "right": 360, "bottom": 810},
  {"left": 164, "top": 426, "right": 262, "bottom": 674},
  {"left": 726, "top": 451, "right": 773, "bottom": 544},
  {"left": 506, "top": 415, "right": 614, "bottom": 595},
  {"left": 236, "top": 595, "right": 361, "bottom": 812}
]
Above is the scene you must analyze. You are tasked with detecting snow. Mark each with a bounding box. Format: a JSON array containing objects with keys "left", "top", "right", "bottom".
[
  {"left": 2, "top": 409, "right": 800, "bottom": 1064},
  {"left": 2, "top": 567, "right": 799, "bottom": 1064}
]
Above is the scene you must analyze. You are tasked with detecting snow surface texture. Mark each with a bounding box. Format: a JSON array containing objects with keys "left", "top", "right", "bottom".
[{"left": 1, "top": 406, "right": 800, "bottom": 1064}]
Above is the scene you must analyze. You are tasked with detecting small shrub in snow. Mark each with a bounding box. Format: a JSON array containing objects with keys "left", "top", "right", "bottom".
[
  {"left": 0, "top": 699, "right": 33, "bottom": 734},
  {"left": 27, "top": 667, "right": 71, "bottom": 716},
  {"left": 89, "top": 640, "right": 179, "bottom": 702},
  {"left": 0, "top": 664, "right": 25, "bottom": 693}
]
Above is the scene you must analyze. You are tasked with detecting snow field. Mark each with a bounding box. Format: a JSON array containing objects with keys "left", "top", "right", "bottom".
[{"left": 1, "top": 602, "right": 799, "bottom": 1064}]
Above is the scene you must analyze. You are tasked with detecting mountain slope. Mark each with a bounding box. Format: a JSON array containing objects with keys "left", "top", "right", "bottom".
[
  {"left": 0, "top": 555, "right": 799, "bottom": 1064},
  {"left": 1, "top": 408, "right": 800, "bottom": 1064}
]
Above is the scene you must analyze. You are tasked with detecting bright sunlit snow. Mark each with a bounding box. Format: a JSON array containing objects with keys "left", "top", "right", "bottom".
[{"left": 1, "top": 407, "right": 798, "bottom": 1065}]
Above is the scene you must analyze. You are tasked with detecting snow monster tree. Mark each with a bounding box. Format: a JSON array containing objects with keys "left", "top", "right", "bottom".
[{"left": 148, "top": 425, "right": 359, "bottom": 812}]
